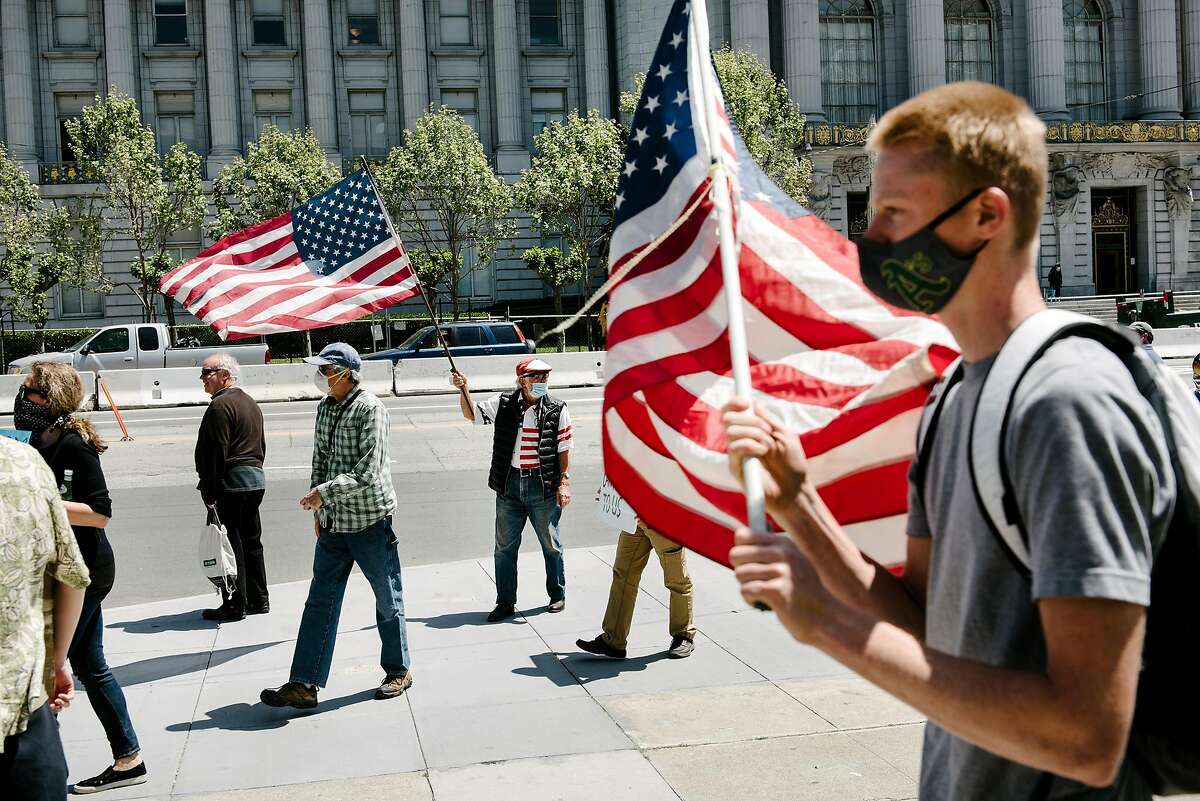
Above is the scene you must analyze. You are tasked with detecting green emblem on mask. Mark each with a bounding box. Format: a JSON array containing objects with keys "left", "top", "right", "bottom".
[{"left": 879, "top": 252, "right": 953, "bottom": 313}]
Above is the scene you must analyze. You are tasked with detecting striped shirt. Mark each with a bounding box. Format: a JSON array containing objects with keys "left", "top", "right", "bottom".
[{"left": 474, "top": 395, "right": 573, "bottom": 468}]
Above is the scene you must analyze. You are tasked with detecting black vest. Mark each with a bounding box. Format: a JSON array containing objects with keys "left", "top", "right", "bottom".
[{"left": 487, "top": 389, "right": 564, "bottom": 499}]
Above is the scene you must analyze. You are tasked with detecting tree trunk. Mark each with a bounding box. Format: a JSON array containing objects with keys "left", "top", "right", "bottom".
[
  {"left": 554, "top": 287, "right": 565, "bottom": 353},
  {"left": 33, "top": 324, "right": 46, "bottom": 355},
  {"left": 164, "top": 294, "right": 177, "bottom": 339}
]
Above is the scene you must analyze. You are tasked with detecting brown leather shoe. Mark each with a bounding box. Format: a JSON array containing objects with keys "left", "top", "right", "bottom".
[
  {"left": 375, "top": 672, "right": 413, "bottom": 700},
  {"left": 260, "top": 682, "right": 317, "bottom": 709}
]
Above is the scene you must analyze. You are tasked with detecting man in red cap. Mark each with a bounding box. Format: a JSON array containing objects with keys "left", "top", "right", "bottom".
[{"left": 453, "top": 357, "right": 573, "bottom": 622}]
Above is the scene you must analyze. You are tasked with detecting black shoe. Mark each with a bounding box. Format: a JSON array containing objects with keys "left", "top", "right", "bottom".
[
  {"left": 547, "top": 598, "right": 565, "bottom": 613},
  {"left": 245, "top": 604, "right": 270, "bottom": 615},
  {"left": 576, "top": 636, "right": 627, "bottom": 659},
  {"left": 201, "top": 606, "right": 245, "bottom": 622},
  {"left": 260, "top": 681, "right": 318, "bottom": 709},
  {"left": 375, "top": 671, "right": 414, "bottom": 700},
  {"left": 487, "top": 604, "right": 516, "bottom": 622},
  {"left": 71, "top": 762, "right": 148, "bottom": 794},
  {"left": 667, "top": 635, "right": 695, "bottom": 659}
]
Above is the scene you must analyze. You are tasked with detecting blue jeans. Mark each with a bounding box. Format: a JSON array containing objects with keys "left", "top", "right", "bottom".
[
  {"left": 290, "top": 515, "right": 411, "bottom": 688},
  {"left": 494, "top": 470, "right": 566, "bottom": 606},
  {"left": 68, "top": 568, "right": 140, "bottom": 760}
]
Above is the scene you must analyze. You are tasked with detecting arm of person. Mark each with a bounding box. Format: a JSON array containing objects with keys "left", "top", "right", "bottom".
[
  {"left": 556, "top": 404, "right": 574, "bottom": 508},
  {"left": 452, "top": 372, "right": 474, "bottom": 421},
  {"left": 195, "top": 404, "right": 231, "bottom": 505},
  {"left": 62, "top": 438, "right": 113, "bottom": 528},
  {"left": 45, "top": 487, "right": 89, "bottom": 713},
  {"left": 314, "top": 403, "right": 389, "bottom": 502}
]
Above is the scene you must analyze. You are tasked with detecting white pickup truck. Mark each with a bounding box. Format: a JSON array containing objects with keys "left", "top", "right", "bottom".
[{"left": 8, "top": 323, "right": 270, "bottom": 373}]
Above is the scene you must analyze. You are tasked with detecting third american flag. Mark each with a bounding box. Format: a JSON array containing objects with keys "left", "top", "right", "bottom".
[
  {"left": 601, "top": 0, "right": 959, "bottom": 567},
  {"left": 161, "top": 169, "right": 420, "bottom": 340}
]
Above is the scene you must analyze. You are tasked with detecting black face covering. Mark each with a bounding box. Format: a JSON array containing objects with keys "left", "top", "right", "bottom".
[
  {"left": 856, "top": 188, "right": 989, "bottom": 314},
  {"left": 13, "top": 386, "right": 62, "bottom": 434}
]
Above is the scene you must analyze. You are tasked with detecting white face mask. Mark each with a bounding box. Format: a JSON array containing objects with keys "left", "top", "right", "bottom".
[
  {"left": 531, "top": 382, "right": 549, "bottom": 398},
  {"left": 314, "top": 370, "right": 332, "bottom": 395}
]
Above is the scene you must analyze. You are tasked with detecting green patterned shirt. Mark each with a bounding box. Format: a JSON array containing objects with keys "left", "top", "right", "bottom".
[
  {"left": 311, "top": 386, "right": 396, "bottom": 533},
  {"left": 0, "top": 436, "right": 90, "bottom": 751}
]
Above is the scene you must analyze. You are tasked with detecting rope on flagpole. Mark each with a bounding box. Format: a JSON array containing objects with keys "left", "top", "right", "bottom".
[{"left": 531, "top": 186, "right": 710, "bottom": 348}]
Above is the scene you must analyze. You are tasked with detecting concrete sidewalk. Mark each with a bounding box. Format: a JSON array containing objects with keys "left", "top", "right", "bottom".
[{"left": 65, "top": 545, "right": 926, "bottom": 801}]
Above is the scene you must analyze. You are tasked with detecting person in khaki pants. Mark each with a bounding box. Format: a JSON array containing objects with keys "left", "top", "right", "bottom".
[{"left": 576, "top": 521, "right": 697, "bottom": 659}]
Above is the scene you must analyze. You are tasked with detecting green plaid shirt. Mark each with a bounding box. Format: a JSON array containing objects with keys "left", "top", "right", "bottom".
[{"left": 311, "top": 387, "right": 395, "bottom": 533}]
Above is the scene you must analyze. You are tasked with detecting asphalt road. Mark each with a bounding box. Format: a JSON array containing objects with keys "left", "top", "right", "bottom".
[{"left": 3, "top": 388, "right": 615, "bottom": 607}]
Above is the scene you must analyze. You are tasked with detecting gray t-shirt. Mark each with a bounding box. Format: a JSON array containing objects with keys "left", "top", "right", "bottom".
[{"left": 908, "top": 337, "right": 1175, "bottom": 801}]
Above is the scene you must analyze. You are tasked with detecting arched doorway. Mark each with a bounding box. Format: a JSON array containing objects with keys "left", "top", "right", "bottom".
[{"left": 1091, "top": 189, "right": 1137, "bottom": 295}]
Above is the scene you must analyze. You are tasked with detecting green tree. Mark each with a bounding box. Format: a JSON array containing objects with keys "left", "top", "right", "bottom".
[
  {"left": 513, "top": 110, "right": 624, "bottom": 313},
  {"left": 0, "top": 145, "right": 108, "bottom": 353},
  {"left": 621, "top": 46, "right": 812, "bottom": 203},
  {"left": 67, "top": 89, "right": 206, "bottom": 324},
  {"left": 209, "top": 126, "right": 342, "bottom": 241},
  {"left": 521, "top": 246, "right": 584, "bottom": 352},
  {"left": 374, "top": 106, "right": 514, "bottom": 320}
]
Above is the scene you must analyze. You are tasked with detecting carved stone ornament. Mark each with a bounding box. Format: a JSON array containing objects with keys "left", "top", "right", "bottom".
[
  {"left": 1164, "top": 166, "right": 1195, "bottom": 221},
  {"left": 1051, "top": 166, "right": 1085, "bottom": 218},
  {"left": 833, "top": 154, "right": 872, "bottom": 184},
  {"left": 807, "top": 171, "right": 834, "bottom": 219}
]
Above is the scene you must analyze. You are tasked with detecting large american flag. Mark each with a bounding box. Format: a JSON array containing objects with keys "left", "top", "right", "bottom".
[
  {"left": 161, "top": 169, "right": 420, "bottom": 340},
  {"left": 602, "top": 0, "right": 959, "bottom": 567}
]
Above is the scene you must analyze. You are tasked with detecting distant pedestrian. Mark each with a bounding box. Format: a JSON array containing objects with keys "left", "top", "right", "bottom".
[
  {"left": 1192, "top": 354, "right": 1199, "bottom": 404},
  {"left": 1047, "top": 263, "right": 1063, "bottom": 299},
  {"left": 452, "top": 357, "right": 572, "bottom": 622},
  {"left": 260, "top": 343, "right": 412, "bottom": 709},
  {"left": 1129, "top": 321, "right": 1164, "bottom": 363},
  {"left": 17, "top": 363, "right": 147, "bottom": 794},
  {"left": 0, "top": 431, "right": 89, "bottom": 801},
  {"left": 195, "top": 354, "right": 268, "bottom": 622},
  {"left": 577, "top": 512, "right": 696, "bottom": 660}
]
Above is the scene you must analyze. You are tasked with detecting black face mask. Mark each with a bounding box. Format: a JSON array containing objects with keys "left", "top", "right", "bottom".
[
  {"left": 856, "top": 188, "right": 989, "bottom": 314},
  {"left": 13, "top": 386, "right": 61, "bottom": 434}
]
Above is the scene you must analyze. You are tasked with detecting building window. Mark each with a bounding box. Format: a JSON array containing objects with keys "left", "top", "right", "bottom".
[
  {"left": 441, "top": 89, "right": 479, "bottom": 134},
  {"left": 251, "top": 0, "right": 286, "bottom": 46},
  {"left": 60, "top": 286, "right": 104, "bottom": 318},
  {"left": 818, "top": 0, "right": 879, "bottom": 124},
  {"left": 55, "top": 94, "right": 91, "bottom": 161},
  {"left": 253, "top": 90, "right": 293, "bottom": 134},
  {"left": 439, "top": 0, "right": 471, "bottom": 45},
  {"left": 944, "top": 0, "right": 993, "bottom": 83},
  {"left": 154, "top": 1, "right": 188, "bottom": 45},
  {"left": 349, "top": 91, "right": 387, "bottom": 156},
  {"left": 846, "top": 191, "right": 870, "bottom": 242},
  {"left": 1064, "top": 0, "right": 1106, "bottom": 120},
  {"left": 531, "top": 88, "right": 566, "bottom": 137},
  {"left": 529, "top": 0, "right": 561, "bottom": 46},
  {"left": 348, "top": 0, "right": 380, "bottom": 45},
  {"left": 53, "top": 0, "right": 90, "bottom": 47},
  {"left": 156, "top": 92, "right": 197, "bottom": 154}
]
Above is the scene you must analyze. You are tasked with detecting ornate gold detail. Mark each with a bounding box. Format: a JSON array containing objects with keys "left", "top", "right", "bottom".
[
  {"left": 848, "top": 211, "right": 869, "bottom": 237},
  {"left": 908, "top": 120, "right": 1199, "bottom": 147},
  {"left": 804, "top": 124, "right": 870, "bottom": 147},
  {"left": 1092, "top": 197, "right": 1129, "bottom": 229}
]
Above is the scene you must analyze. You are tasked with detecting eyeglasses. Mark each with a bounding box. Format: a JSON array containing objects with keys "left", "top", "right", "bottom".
[
  {"left": 16, "top": 384, "right": 48, "bottom": 403},
  {"left": 200, "top": 367, "right": 222, "bottom": 377},
  {"left": 523, "top": 372, "right": 550, "bottom": 382}
]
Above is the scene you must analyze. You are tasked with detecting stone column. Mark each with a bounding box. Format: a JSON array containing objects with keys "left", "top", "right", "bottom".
[
  {"left": 492, "top": 0, "right": 528, "bottom": 174},
  {"left": 398, "top": 0, "right": 430, "bottom": 129},
  {"left": 1139, "top": 0, "right": 1183, "bottom": 119},
  {"left": 583, "top": 0, "right": 610, "bottom": 118},
  {"left": 205, "top": 0, "right": 241, "bottom": 173},
  {"left": 906, "top": 0, "right": 945, "bottom": 94},
  {"left": 1027, "top": 0, "right": 1069, "bottom": 121},
  {"left": 301, "top": 0, "right": 338, "bottom": 154},
  {"left": 731, "top": 0, "right": 771, "bottom": 66},
  {"left": 785, "top": 0, "right": 823, "bottom": 124},
  {"left": 2, "top": 0, "right": 38, "bottom": 174},
  {"left": 1186, "top": 0, "right": 1200, "bottom": 118},
  {"left": 103, "top": 0, "right": 137, "bottom": 97}
]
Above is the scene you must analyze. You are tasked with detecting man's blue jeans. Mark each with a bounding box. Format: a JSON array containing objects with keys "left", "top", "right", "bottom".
[
  {"left": 494, "top": 470, "right": 565, "bottom": 606},
  {"left": 290, "top": 515, "right": 411, "bottom": 688}
]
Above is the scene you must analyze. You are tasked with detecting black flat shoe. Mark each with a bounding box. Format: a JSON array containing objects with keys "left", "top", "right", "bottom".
[
  {"left": 202, "top": 606, "right": 245, "bottom": 622},
  {"left": 71, "top": 762, "right": 148, "bottom": 794},
  {"left": 245, "top": 604, "right": 270, "bottom": 615},
  {"left": 486, "top": 604, "right": 516, "bottom": 622},
  {"left": 576, "top": 636, "right": 627, "bottom": 660}
]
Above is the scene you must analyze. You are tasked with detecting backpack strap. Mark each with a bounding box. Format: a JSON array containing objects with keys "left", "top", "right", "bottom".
[{"left": 912, "top": 357, "right": 964, "bottom": 507}]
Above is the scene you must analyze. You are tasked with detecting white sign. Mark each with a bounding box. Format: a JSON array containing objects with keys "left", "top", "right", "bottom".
[
  {"left": 594, "top": 475, "right": 638, "bottom": 534},
  {"left": 371, "top": 324, "right": 384, "bottom": 341}
]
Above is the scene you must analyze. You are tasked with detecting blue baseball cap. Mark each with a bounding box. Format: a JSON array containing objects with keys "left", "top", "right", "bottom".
[{"left": 303, "top": 342, "right": 362, "bottom": 370}]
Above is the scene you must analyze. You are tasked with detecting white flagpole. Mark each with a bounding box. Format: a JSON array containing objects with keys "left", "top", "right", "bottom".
[{"left": 688, "top": 2, "right": 767, "bottom": 535}]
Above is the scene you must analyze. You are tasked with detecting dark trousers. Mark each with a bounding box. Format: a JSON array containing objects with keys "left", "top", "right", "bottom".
[
  {"left": 0, "top": 703, "right": 68, "bottom": 801},
  {"left": 215, "top": 489, "right": 268, "bottom": 612}
]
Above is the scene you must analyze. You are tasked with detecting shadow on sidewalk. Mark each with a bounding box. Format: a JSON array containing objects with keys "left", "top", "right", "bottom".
[
  {"left": 108, "top": 611, "right": 218, "bottom": 634},
  {"left": 110, "top": 642, "right": 285, "bottom": 687},
  {"left": 408, "top": 611, "right": 525, "bottom": 629},
  {"left": 166, "top": 689, "right": 377, "bottom": 732},
  {"left": 514, "top": 651, "right": 669, "bottom": 686}
]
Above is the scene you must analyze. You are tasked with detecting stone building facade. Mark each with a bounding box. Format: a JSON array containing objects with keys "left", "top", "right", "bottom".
[{"left": 1, "top": 0, "right": 1199, "bottom": 330}]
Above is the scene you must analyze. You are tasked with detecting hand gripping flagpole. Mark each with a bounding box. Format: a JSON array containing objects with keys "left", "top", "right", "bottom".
[{"left": 359, "top": 156, "right": 471, "bottom": 408}]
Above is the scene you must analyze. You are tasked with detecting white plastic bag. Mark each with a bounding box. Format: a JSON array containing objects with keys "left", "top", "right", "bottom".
[{"left": 199, "top": 507, "right": 237, "bottom": 598}]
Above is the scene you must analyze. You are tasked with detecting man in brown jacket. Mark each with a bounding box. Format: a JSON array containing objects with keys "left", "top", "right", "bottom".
[{"left": 196, "top": 354, "right": 268, "bottom": 622}]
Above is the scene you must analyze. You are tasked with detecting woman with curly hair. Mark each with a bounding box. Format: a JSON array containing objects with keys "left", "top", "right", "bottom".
[{"left": 14, "top": 362, "right": 146, "bottom": 794}]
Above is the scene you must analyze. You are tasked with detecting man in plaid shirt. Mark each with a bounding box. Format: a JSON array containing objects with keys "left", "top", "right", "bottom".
[{"left": 260, "top": 343, "right": 412, "bottom": 709}]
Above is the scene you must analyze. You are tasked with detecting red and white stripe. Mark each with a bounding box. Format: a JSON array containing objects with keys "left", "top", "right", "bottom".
[
  {"left": 602, "top": 4, "right": 959, "bottom": 568},
  {"left": 160, "top": 212, "right": 419, "bottom": 340}
]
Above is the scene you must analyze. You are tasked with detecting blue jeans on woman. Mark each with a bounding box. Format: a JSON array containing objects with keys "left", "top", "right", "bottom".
[
  {"left": 68, "top": 545, "right": 140, "bottom": 760},
  {"left": 494, "top": 470, "right": 566, "bottom": 606},
  {"left": 289, "top": 515, "right": 411, "bottom": 688}
]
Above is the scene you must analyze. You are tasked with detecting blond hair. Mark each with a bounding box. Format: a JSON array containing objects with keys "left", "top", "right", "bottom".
[
  {"left": 865, "top": 81, "right": 1047, "bottom": 249},
  {"left": 27, "top": 362, "right": 108, "bottom": 453}
]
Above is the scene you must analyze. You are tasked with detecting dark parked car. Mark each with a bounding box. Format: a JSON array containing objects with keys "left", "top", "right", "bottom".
[{"left": 365, "top": 321, "right": 535, "bottom": 364}]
